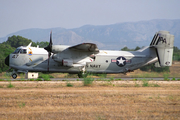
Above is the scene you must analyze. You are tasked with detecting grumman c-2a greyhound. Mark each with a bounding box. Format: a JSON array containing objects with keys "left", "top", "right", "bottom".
[{"left": 5, "top": 31, "right": 174, "bottom": 79}]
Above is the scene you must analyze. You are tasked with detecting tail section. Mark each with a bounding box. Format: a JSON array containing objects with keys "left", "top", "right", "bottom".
[{"left": 150, "top": 31, "right": 174, "bottom": 67}]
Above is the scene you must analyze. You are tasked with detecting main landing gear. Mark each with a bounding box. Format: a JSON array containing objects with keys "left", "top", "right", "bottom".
[{"left": 78, "top": 66, "right": 88, "bottom": 78}]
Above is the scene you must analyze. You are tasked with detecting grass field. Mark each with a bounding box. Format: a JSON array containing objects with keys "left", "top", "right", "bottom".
[{"left": 0, "top": 81, "right": 180, "bottom": 120}]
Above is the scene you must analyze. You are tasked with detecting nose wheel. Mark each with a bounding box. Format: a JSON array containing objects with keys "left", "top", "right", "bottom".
[{"left": 12, "top": 73, "right": 17, "bottom": 79}]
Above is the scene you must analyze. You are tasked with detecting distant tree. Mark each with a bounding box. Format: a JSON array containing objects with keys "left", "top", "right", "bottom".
[
  {"left": 121, "top": 46, "right": 141, "bottom": 51},
  {"left": 0, "top": 43, "right": 15, "bottom": 72},
  {"left": 173, "top": 46, "right": 180, "bottom": 61},
  {"left": 140, "top": 64, "right": 169, "bottom": 72},
  {"left": 6, "top": 35, "right": 34, "bottom": 48},
  {"left": 36, "top": 41, "right": 49, "bottom": 48},
  {"left": 121, "top": 47, "right": 133, "bottom": 51},
  {"left": 134, "top": 46, "right": 141, "bottom": 51}
]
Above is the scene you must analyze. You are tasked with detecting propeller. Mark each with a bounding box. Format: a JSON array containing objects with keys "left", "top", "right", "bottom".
[{"left": 44, "top": 31, "right": 53, "bottom": 71}]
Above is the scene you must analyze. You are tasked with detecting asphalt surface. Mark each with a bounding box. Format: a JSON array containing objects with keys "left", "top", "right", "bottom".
[{"left": 3, "top": 77, "right": 180, "bottom": 81}]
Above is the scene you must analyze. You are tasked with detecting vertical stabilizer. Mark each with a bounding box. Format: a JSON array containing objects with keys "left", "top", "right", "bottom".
[{"left": 150, "top": 31, "right": 174, "bottom": 67}]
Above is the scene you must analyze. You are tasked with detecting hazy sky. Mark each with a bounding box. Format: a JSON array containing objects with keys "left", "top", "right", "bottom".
[{"left": 0, "top": 0, "right": 180, "bottom": 37}]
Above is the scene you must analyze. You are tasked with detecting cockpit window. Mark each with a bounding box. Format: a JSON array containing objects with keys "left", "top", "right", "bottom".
[
  {"left": 13, "top": 49, "right": 27, "bottom": 54},
  {"left": 13, "top": 49, "right": 21, "bottom": 54},
  {"left": 20, "top": 49, "right": 27, "bottom": 54}
]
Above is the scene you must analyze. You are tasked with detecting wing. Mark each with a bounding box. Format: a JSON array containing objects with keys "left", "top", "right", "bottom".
[
  {"left": 68, "top": 43, "right": 99, "bottom": 53},
  {"left": 52, "top": 43, "right": 99, "bottom": 66}
]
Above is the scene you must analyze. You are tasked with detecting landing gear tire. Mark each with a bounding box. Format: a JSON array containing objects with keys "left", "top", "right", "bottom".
[{"left": 12, "top": 73, "right": 17, "bottom": 79}]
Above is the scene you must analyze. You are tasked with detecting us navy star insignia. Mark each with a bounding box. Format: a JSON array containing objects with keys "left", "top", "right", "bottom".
[{"left": 116, "top": 56, "right": 126, "bottom": 67}]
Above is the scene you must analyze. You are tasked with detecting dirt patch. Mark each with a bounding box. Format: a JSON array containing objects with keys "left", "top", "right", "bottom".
[{"left": 0, "top": 81, "right": 180, "bottom": 119}]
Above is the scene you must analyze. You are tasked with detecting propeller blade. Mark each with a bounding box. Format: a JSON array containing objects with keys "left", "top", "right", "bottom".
[
  {"left": 47, "top": 52, "right": 51, "bottom": 72},
  {"left": 44, "top": 31, "right": 52, "bottom": 52},
  {"left": 44, "top": 31, "right": 53, "bottom": 72}
]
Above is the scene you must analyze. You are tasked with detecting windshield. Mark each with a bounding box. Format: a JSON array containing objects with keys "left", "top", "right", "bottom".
[{"left": 13, "top": 49, "right": 21, "bottom": 54}]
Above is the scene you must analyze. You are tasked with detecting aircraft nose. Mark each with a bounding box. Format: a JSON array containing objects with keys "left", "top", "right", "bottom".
[{"left": 5, "top": 55, "right": 9, "bottom": 66}]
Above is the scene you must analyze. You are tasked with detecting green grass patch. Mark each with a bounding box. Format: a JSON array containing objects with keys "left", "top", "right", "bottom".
[
  {"left": 132, "top": 78, "right": 138, "bottom": 81},
  {"left": 7, "top": 82, "right": 14, "bottom": 88},
  {"left": 39, "top": 74, "right": 51, "bottom": 81},
  {"left": 149, "top": 97, "right": 153, "bottom": 99},
  {"left": 98, "top": 74, "right": 107, "bottom": 78},
  {"left": 35, "top": 78, "right": 42, "bottom": 81},
  {"left": 66, "top": 82, "right": 73, "bottom": 87},
  {"left": 163, "top": 73, "right": 170, "bottom": 81},
  {"left": 109, "top": 77, "right": 114, "bottom": 81},
  {"left": 172, "top": 77, "right": 176, "bottom": 81},
  {"left": 18, "top": 102, "right": 26, "bottom": 108},
  {"left": 39, "top": 74, "right": 54, "bottom": 78},
  {"left": 134, "top": 82, "right": 140, "bottom": 87},
  {"left": 152, "top": 83, "right": 160, "bottom": 87}
]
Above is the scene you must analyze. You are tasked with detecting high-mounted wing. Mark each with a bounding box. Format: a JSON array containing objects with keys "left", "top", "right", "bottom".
[
  {"left": 52, "top": 43, "right": 99, "bottom": 67},
  {"left": 68, "top": 43, "right": 99, "bottom": 53}
]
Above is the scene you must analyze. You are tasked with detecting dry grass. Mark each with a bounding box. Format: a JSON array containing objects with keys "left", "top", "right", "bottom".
[{"left": 0, "top": 81, "right": 180, "bottom": 120}]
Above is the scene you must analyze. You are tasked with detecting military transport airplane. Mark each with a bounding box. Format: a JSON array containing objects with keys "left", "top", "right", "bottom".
[{"left": 5, "top": 31, "right": 174, "bottom": 79}]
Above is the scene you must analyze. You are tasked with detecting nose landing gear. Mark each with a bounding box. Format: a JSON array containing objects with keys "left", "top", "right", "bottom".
[{"left": 12, "top": 73, "right": 17, "bottom": 79}]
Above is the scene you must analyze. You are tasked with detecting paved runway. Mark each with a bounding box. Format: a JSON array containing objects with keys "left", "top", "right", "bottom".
[{"left": 3, "top": 77, "right": 180, "bottom": 81}]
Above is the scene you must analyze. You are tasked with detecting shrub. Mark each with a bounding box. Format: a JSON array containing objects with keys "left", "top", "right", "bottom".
[
  {"left": 142, "top": 79, "right": 149, "bottom": 87},
  {"left": 153, "top": 83, "right": 160, "bottom": 87},
  {"left": 78, "top": 72, "right": 88, "bottom": 78},
  {"left": 83, "top": 77, "right": 94, "bottom": 86},
  {"left": 39, "top": 74, "right": 51, "bottom": 81},
  {"left": 30, "top": 79, "right": 34, "bottom": 81}
]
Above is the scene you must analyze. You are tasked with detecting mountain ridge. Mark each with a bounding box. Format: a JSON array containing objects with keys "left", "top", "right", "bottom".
[{"left": 1, "top": 19, "right": 179, "bottom": 50}]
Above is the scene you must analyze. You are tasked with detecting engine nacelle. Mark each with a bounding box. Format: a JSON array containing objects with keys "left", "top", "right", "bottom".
[
  {"left": 62, "top": 59, "right": 73, "bottom": 67},
  {"left": 52, "top": 45, "right": 69, "bottom": 53},
  {"left": 62, "top": 59, "right": 86, "bottom": 67}
]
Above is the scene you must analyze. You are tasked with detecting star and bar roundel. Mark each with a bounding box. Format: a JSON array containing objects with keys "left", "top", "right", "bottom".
[{"left": 111, "top": 56, "right": 131, "bottom": 67}]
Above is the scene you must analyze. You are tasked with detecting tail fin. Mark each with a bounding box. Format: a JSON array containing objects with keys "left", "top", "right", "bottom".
[{"left": 150, "top": 31, "right": 174, "bottom": 67}]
